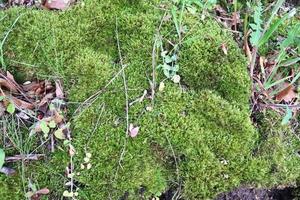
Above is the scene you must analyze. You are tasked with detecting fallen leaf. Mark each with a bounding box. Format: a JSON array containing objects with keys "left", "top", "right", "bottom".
[
  {"left": 48, "top": 120, "right": 56, "bottom": 128},
  {"left": 129, "top": 124, "right": 139, "bottom": 138},
  {"left": 44, "top": 0, "right": 71, "bottom": 10},
  {"left": 12, "top": 96, "right": 34, "bottom": 109},
  {"left": 221, "top": 43, "right": 228, "bottom": 55},
  {"left": 0, "top": 78, "right": 18, "bottom": 93},
  {"left": 38, "top": 93, "right": 54, "bottom": 108},
  {"left": 16, "top": 112, "right": 30, "bottom": 120},
  {"left": 54, "top": 129, "right": 65, "bottom": 140},
  {"left": 6, "top": 71, "right": 14, "bottom": 81},
  {"left": 35, "top": 188, "right": 50, "bottom": 195},
  {"left": 6, "top": 102, "right": 15, "bottom": 114},
  {"left": 63, "top": 190, "right": 73, "bottom": 197},
  {"left": 158, "top": 82, "right": 165, "bottom": 92},
  {"left": 0, "top": 166, "right": 16, "bottom": 175},
  {"left": 40, "top": 121, "right": 50, "bottom": 135},
  {"left": 275, "top": 84, "right": 297, "bottom": 102},
  {"left": 55, "top": 80, "right": 64, "bottom": 98},
  {"left": 22, "top": 81, "right": 41, "bottom": 92}
]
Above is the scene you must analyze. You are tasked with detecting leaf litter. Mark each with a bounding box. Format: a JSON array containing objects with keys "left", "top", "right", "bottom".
[
  {"left": 0, "top": 70, "right": 71, "bottom": 198},
  {"left": 0, "top": 0, "right": 76, "bottom": 10}
]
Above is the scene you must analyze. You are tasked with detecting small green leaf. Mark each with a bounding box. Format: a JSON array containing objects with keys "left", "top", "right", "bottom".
[
  {"left": 63, "top": 190, "right": 73, "bottom": 197},
  {"left": 164, "top": 55, "right": 173, "bottom": 63},
  {"left": 40, "top": 121, "right": 50, "bottom": 135},
  {"left": 54, "top": 129, "right": 65, "bottom": 140},
  {"left": 48, "top": 120, "right": 56, "bottom": 128},
  {"left": 281, "top": 106, "right": 292, "bottom": 125},
  {"left": 0, "top": 148, "right": 5, "bottom": 169},
  {"left": 6, "top": 103, "right": 15, "bottom": 114},
  {"left": 0, "top": 96, "right": 5, "bottom": 101},
  {"left": 63, "top": 140, "right": 71, "bottom": 146}
]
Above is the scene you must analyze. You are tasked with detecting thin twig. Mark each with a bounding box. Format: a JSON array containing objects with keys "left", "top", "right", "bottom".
[
  {"left": 249, "top": 47, "right": 257, "bottom": 79},
  {"left": 260, "top": 103, "right": 300, "bottom": 109},
  {"left": 5, "top": 154, "right": 44, "bottom": 162},
  {"left": 73, "top": 64, "right": 127, "bottom": 118},
  {"left": 115, "top": 17, "right": 129, "bottom": 170},
  {"left": 164, "top": 132, "right": 180, "bottom": 184}
]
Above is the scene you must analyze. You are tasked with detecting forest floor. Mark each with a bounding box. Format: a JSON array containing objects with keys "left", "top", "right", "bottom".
[{"left": 0, "top": 0, "right": 299, "bottom": 199}]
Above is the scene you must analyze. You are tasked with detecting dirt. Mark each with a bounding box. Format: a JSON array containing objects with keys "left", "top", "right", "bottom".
[{"left": 215, "top": 187, "right": 294, "bottom": 200}]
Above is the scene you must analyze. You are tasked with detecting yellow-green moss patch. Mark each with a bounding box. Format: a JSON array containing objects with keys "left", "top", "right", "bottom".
[{"left": 0, "top": 0, "right": 300, "bottom": 199}]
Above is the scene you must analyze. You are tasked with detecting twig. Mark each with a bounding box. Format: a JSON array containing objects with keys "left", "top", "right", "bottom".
[
  {"left": 164, "top": 132, "right": 180, "bottom": 184},
  {"left": 115, "top": 17, "right": 129, "bottom": 170},
  {"left": 86, "top": 103, "right": 105, "bottom": 147},
  {"left": 164, "top": 132, "right": 182, "bottom": 200},
  {"left": 260, "top": 103, "right": 300, "bottom": 109},
  {"left": 249, "top": 47, "right": 257, "bottom": 79},
  {"left": 73, "top": 64, "right": 127, "bottom": 118},
  {"left": 5, "top": 154, "right": 44, "bottom": 162}
]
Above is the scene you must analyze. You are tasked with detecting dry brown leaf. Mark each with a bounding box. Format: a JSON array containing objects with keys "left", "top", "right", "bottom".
[
  {"left": 6, "top": 71, "right": 15, "bottom": 81},
  {"left": 55, "top": 80, "right": 64, "bottom": 98},
  {"left": 12, "top": 96, "right": 34, "bottom": 109},
  {"left": 35, "top": 188, "right": 50, "bottom": 195},
  {"left": 0, "top": 166, "right": 16, "bottom": 176},
  {"left": 54, "top": 111, "right": 64, "bottom": 123},
  {"left": 275, "top": 84, "right": 297, "bottom": 102},
  {"left": 38, "top": 93, "right": 54, "bottom": 108},
  {"left": 44, "top": 0, "right": 71, "bottom": 10},
  {"left": 0, "top": 78, "right": 18, "bottom": 93},
  {"left": 22, "top": 81, "right": 42, "bottom": 92},
  {"left": 243, "top": 30, "right": 252, "bottom": 63}
]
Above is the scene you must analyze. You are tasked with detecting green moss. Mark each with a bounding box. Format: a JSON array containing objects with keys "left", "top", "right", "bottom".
[
  {"left": 0, "top": 1, "right": 300, "bottom": 199},
  {"left": 179, "top": 16, "right": 250, "bottom": 109}
]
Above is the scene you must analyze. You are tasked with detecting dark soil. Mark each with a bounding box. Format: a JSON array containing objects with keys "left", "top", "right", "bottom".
[{"left": 215, "top": 187, "right": 295, "bottom": 200}]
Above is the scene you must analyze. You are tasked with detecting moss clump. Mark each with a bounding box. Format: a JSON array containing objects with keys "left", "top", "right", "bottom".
[
  {"left": 178, "top": 16, "right": 250, "bottom": 109},
  {"left": 0, "top": 0, "right": 300, "bottom": 199}
]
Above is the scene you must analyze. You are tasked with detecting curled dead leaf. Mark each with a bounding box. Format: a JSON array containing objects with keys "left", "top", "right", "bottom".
[
  {"left": 55, "top": 80, "right": 64, "bottom": 98},
  {"left": 0, "top": 166, "right": 16, "bottom": 176},
  {"left": 129, "top": 123, "right": 139, "bottom": 138},
  {"left": 275, "top": 84, "right": 297, "bottom": 102}
]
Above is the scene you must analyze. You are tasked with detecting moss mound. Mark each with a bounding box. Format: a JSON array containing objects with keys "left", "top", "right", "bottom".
[{"left": 0, "top": 0, "right": 300, "bottom": 199}]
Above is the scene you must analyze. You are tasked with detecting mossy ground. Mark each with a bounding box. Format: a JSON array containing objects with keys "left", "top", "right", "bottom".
[{"left": 0, "top": 0, "right": 300, "bottom": 199}]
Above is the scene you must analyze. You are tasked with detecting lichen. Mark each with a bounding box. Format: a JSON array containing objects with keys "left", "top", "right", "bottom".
[{"left": 0, "top": 0, "right": 299, "bottom": 199}]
